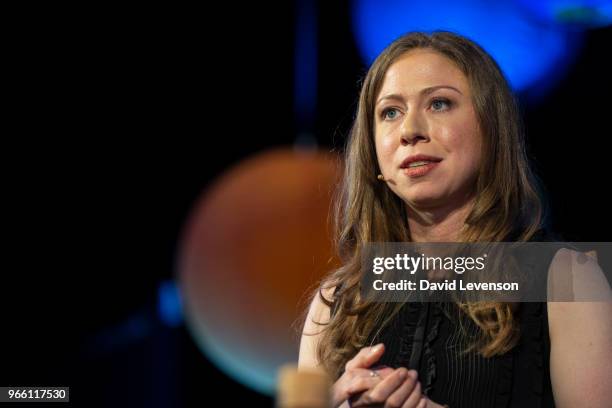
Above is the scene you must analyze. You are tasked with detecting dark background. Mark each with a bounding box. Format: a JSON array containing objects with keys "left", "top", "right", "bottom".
[{"left": 2, "top": 1, "right": 610, "bottom": 407}]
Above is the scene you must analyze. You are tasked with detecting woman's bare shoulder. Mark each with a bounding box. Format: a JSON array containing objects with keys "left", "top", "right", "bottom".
[
  {"left": 305, "top": 285, "right": 336, "bottom": 330},
  {"left": 298, "top": 285, "right": 336, "bottom": 369},
  {"left": 547, "top": 248, "right": 611, "bottom": 301}
]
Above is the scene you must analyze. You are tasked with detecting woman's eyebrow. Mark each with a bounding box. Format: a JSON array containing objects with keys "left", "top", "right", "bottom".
[
  {"left": 376, "top": 85, "right": 463, "bottom": 106},
  {"left": 421, "top": 85, "right": 462, "bottom": 96}
]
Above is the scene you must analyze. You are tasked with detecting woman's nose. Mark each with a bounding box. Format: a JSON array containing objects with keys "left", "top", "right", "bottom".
[{"left": 399, "top": 111, "right": 429, "bottom": 145}]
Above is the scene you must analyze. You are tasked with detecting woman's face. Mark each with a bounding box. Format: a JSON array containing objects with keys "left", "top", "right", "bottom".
[{"left": 374, "top": 49, "right": 482, "bottom": 209}]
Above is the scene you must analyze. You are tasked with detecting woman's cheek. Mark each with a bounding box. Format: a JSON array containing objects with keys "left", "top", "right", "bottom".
[
  {"left": 377, "top": 132, "right": 396, "bottom": 157},
  {"left": 374, "top": 136, "right": 390, "bottom": 170}
]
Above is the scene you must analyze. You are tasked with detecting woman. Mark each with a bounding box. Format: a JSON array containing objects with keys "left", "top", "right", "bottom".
[{"left": 298, "top": 32, "right": 611, "bottom": 407}]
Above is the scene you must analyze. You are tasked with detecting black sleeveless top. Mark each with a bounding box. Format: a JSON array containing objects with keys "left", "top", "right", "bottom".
[{"left": 333, "top": 231, "right": 564, "bottom": 407}]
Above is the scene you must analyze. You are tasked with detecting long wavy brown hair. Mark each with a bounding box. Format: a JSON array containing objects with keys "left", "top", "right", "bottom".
[{"left": 301, "top": 31, "right": 547, "bottom": 381}]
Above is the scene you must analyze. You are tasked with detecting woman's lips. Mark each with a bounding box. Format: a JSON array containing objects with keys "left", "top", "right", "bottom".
[{"left": 401, "top": 161, "right": 441, "bottom": 178}]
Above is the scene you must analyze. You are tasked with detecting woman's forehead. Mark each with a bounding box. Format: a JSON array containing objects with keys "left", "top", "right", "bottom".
[{"left": 378, "top": 50, "right": 470, "bottom": 99}]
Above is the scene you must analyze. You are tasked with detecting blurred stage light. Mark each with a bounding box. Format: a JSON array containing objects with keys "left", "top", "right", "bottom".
[
  {"left": 351, "top": 0, "right": 584, "bottom": 99},
  {"left": 515, "top": 0, "right": 612, "bottom": 27},
  {"left": 177, "top": 148, "right": 341, "bottom": 395},
  {"left": 158, "top": 280, "right": 183, "bottom": 328}
]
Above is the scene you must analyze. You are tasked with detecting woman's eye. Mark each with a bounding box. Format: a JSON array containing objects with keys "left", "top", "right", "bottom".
[
  {"left": 431, "top": 98, "right": 451, "bottom": 111},
  {"left": 382, "top": 108, "right": 399, "bottom": 120}
]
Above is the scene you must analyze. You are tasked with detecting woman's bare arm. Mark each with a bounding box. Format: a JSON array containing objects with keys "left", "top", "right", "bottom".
[
  {"left": 298, "top": 286, "right": 334, "bottom": 370},
  {"left": 298, "top": 287, "right": 354, "bottom": 407},
  {"left": 548, "top": 249, "right": 612, "bottom": 407}
]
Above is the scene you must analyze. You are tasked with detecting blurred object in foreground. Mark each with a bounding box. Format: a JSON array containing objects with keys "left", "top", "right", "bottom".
[
  {"left": 178, "top": 148, "right": 341, "bottom": 395},
  {"left": 277, "top": 364, "right": 332, "bottom": 408}
]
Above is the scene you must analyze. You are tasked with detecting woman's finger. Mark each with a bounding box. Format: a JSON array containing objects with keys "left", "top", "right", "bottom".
[
  {"left": 400, "top": 380, "right": 422, "bottom": 408},
  {"left": 345, "top": 343, "right": 385, "bottom": 371},
  {"left": 344, "top": 367, "right": 393, "bottom": 394},
  {"left": 346, "top": 374, "right": 380, "bottom": 395},
  {"left": 334, "top": 366, "right": 395, "bottom": 406},
  {"left": 353, "top": 367, "right": 408, "bottom": 405},
  {"left": 384, "top": 370, "right": 418, "bottom": 407}
]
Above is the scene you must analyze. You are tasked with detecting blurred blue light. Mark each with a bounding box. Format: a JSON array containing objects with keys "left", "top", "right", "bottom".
[
  {"left": 515, "top": 0, "right": 612, "bottom": 27},
  {"left": 351, "top": 0, "right": 584, "bottom": 98},
  {"left": 294, "top": 0, "right": 318, "bottom": 130},
  {"left": 158, "top": 280, "right": 183, "bottom": 327},
  {"left": 85, "top": 312, "right": 152, "bottom": 355},
  {"left": 190, "top": 328, "right": 278, "bottom": 395}
]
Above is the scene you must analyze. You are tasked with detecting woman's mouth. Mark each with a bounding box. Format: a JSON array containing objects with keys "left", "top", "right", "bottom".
[{"left": 402, "top": 160, "right": 440, "bottom": 178}]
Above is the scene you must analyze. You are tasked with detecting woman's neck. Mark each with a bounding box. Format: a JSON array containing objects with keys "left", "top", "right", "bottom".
[{"left": 406, "top": 196, "right": 475, "bottom": 243}]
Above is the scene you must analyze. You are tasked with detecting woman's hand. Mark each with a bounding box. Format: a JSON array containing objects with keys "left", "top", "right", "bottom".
[
  {"left": 331, "top": 343, "right": 394, "bottom": 407},
  {"left": 332, "top": 343, "right": 448, "bottom": 408},
  {"left": 348, "top": 367, "right": 425, "bottom": 408}
]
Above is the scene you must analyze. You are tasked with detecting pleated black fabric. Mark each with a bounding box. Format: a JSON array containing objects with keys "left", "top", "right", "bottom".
[
  {"left": 333, "top": 230, "right": 561, "bottom": 407},
  {"left": 363, "top": 301, "right": 554, "bottom": 407}
]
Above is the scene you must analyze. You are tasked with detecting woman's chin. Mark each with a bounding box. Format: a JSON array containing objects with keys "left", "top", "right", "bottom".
[{"left": 401, "top": 194, "right": 445, "bottom": 209}]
